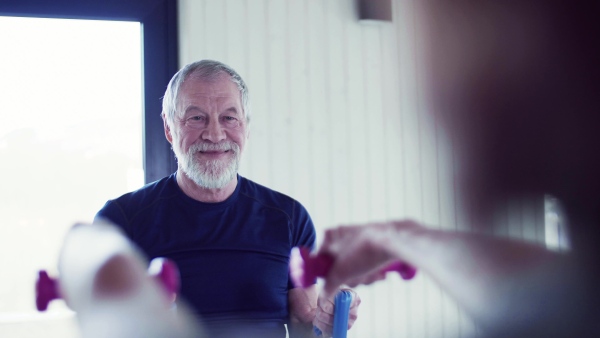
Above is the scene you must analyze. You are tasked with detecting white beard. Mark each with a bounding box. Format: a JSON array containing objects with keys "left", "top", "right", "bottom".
[{"left": 176, "top": 141, "right": 240, "bottom": 189}]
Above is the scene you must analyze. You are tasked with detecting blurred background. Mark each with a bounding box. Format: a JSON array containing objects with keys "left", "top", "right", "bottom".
[{"left": 0, "top": 0, "right": 569, "bottom": 337}]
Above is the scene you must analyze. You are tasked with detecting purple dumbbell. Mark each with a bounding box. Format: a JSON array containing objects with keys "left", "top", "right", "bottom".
[
  {"left": 289, "top": 246, "right": 417, "bottom": 288},
  {"left": 36, "top": 270, "right": 60, "bottom": 311},
  {"left": 36, "top": 257, "right": 180, "bottom": 311}
]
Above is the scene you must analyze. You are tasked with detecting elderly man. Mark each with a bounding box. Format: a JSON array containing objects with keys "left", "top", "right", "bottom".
[{"left": 96, "top": 60, "right": 359, "bottom": 337}]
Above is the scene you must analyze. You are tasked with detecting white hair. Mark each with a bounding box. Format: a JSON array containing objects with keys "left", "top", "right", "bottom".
[{"left": 162, "top": 60, "right": 251, "bottom": 124}]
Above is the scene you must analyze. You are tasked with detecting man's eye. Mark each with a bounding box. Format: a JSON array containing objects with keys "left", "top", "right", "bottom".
[
  {"left": 185, "top": 116, "right": 206, "bottom": 128},
  {"left": 187, "top": 116, "right": 207, "bottom": 125},
  {"left": 222, "top": 116, "right": 241, "bottom": 127}
]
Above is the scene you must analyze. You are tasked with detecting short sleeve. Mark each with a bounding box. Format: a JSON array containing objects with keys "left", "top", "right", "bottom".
[
  {"left": 288, "top": 200, "right": 317, "bottom": 289},
  {"left": 94, "top": 200, "right": 131, "bottom": 236}
]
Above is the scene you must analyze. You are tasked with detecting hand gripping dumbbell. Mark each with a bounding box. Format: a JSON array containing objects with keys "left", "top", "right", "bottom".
[
  {"left": 36, "top": 257, "right": 180, "bottom": 312},
  {"left": 289, "top": 247, "right": 417, "bottom": 338}
]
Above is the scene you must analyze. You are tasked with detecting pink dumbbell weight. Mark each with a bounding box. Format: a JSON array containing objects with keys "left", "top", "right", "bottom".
[
  {"left": 36, "top": 257, "right": 180, "bottom": 311},
  {"left": 289, "top": 246, "right": 417, "bottom": 288}
]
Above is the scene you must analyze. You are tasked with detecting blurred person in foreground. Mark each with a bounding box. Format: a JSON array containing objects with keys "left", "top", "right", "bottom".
[
  {"left": 95, "top": 60, "right": 359, "bottom": 338},
  {"left": 316, "top": 1, "right": 600, "bottom": 337}
]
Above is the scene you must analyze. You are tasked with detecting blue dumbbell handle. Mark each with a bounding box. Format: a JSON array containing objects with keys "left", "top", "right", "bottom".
[{"left": 314, "top": 290, "right": 352, "bottom": 338}]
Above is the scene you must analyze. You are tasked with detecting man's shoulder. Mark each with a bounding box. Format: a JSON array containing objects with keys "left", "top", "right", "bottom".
[
  {"left": 107, "top": 174, "right": 178, "bottom": 209},
  {"left": 237, "top": 177, "right": 315, "bottom": 242},
  {"left": 238, "top": 176, "right": 302, "bottom": 214}
]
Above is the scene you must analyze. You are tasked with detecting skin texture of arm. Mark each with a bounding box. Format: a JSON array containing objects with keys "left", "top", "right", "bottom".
[
  {"left": 317, "top": 220, "right": 581, "bottom": 335},
  {"left": 288, "top": 286, "right": 318, "bottom": 337}
]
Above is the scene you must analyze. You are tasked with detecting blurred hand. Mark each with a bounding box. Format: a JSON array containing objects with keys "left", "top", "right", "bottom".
[{"left": 318, "top": 220, "right": 422, "bottom": 298}]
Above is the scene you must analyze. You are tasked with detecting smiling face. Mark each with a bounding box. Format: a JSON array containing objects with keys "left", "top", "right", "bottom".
[{"left": 164, "top": 73, "right": 248, "bottom": 189}]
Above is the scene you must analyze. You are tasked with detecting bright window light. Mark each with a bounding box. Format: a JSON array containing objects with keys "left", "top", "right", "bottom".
[{"left": 0, "top": 16, "right": 142, "bottom": 337}]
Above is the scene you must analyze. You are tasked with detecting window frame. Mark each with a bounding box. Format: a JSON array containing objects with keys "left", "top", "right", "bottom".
[{"left": 0, "top": 0, "right": 178, "bottom": 183}]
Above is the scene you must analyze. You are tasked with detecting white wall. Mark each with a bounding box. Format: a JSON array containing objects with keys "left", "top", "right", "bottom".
[{"left": 177, "top": 1, "right": 545, "bottom": 337}]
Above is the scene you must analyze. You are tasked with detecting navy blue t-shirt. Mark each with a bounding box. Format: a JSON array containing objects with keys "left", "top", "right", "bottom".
[{"left": 95, "top": 173, "right": 316, "bottom": 337}]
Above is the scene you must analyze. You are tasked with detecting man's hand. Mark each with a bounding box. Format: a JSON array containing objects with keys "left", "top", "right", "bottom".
[{"left": 313, "top": 288, "right": 360, "bottom": 337}]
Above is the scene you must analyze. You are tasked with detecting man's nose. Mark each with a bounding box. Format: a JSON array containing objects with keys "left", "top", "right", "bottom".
[{"left": 201, "top": 119, "right": 226, "bottom": 143}]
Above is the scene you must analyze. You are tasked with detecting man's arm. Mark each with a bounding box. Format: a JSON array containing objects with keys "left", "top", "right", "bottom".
[
  {"left": 288, "top": 201, "right": 360, "bottom": 336},
  {"left": 288, "top": 285, "right": 318, "bottom": 337}
]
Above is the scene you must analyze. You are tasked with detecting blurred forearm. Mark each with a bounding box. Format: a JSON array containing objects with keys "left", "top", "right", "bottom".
[{"left": 388, "top": 222, "right": 563, "bottom": 328}]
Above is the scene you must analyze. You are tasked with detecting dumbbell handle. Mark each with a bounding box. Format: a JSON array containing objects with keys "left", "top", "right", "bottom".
[{"left": 314, "top": 290, "right": 353, "bottom": 338}]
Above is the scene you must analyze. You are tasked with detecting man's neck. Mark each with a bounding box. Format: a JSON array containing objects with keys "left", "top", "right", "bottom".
[{"left": 175, "top": 170, "right": 238, "bottom": 203}]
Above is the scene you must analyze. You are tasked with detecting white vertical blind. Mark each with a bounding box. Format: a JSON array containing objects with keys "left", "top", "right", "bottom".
[{"left": 177, "top": 1, "right": 545, "bottom": 336}]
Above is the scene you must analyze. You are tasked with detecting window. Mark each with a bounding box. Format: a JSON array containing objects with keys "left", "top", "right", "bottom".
[
  {"left": 0, "top": 16, "right": 141, "bottom": 337},
  {"left": 0, "top": 1, "right": 177, "bottom": 336},
  {"left": 0, "top": 0, "right": 179, "bottom": 182},
  {"left": 545, "top": 195, "right": 570, "bottom": 251}
]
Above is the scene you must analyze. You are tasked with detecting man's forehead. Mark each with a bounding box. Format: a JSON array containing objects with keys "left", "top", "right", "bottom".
[
  {"left": 175, "top": 84, "right": 240, "bottom": 119},
  {"left": 181, "top": 76, "right": 237, "bottom": 96},
  {"left": 181, "top": 90, "right": 236, "bottom": 99},
  {"left": 178, "top": 77, "right": 241, "bottom": 106}
]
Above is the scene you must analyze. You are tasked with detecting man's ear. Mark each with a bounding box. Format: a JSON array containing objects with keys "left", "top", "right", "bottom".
[{"left": 162, "top": 112, "right": 173, "bottom": 144}]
